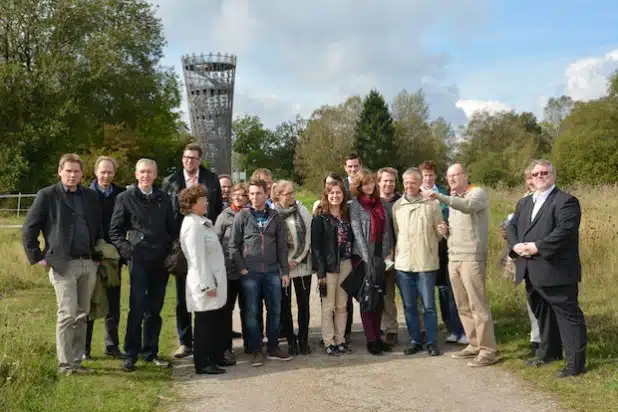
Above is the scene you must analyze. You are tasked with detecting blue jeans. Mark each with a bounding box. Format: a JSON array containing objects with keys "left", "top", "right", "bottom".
[
  {"left": 124, "top": 260, "right": 169, "bottom": 361},
  {"left": 396, "top": 270, "right": 438, "bottom": 345},
  {"left": 438, "top": 282, "right": 465, "bottom": 338},
  {"left": 240, "top": 270, "right": 282, "bottom": 353}
]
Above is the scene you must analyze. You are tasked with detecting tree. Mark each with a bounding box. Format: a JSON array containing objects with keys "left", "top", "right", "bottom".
[
  {"left": 232, "top": 115, "right": 274, "bottom": 175},
  {"left": 0, "top": 0, "right": 182, "bottom": 191},
  {"left": 608, "top": 69, "right": 618, "bottom": 99},
  {"left": 551, "top": 98, "right": 618, "bottom": 185},
  {"left": 294, "top": 96, "right": 362, "bottom": 191},
  {"left": 354, "top": 89, "right": 397, "bottom": 172},
  {"left": 542, "top": 95, "right": 574, "bottom": 140},
  {"left": 270, "top": 116, "right": 307, "bottom": 181}
]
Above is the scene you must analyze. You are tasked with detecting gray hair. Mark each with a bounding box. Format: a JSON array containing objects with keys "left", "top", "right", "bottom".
[
  {"left": 402, "top": 167, "right": 422, "bottom": 181},
  {"left": 135, "top": 158, "right": 157, "bottom": 171},
  {"left": 528, "top": 159, "right": 555, "bottom": 176}
]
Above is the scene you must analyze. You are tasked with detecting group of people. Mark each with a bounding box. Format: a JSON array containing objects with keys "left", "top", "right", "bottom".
[{"left": 21, "top": 144, "right": 587, "bottom": 379}]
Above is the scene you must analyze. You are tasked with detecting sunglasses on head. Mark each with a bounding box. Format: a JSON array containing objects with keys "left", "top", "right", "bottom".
[{"left": 531, "top": 171, "right": 550, "bottom": 177}]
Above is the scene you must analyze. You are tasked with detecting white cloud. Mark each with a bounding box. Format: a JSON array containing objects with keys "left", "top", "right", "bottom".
[
  {"left": 564, "top": 49, "right": 618, "bottom": 101},
  {"left": 151, "top": 0, "right": 487, "bottom": 129},
  {"left": 455, "top": 99, "right": 512, "bottom": 119}
]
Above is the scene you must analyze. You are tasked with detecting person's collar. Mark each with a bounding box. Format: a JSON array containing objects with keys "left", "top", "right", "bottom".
[
  {"left": 251, "top": 204, "right": 268, "bottom": 213},
  {"left": 138, "top": 185, "right": 153, "bottom": 195},
  {"left": 183, "top": 168, "right": 199, "bottom": 182},
  {"left": 62, "top": 183, "right": 80, "bottom": 193},
  {"left": 534, "top": 184, "right": 555, "bottom": 201},
  {"left": 94, "top": 181, "right": 113, "bottom": 196}
]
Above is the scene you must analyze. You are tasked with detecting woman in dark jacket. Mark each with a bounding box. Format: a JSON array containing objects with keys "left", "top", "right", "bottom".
[
  {"left": 214, "top": 182, "right": 248, "bottom": 363},
  {"left": 311, "top": 180, "right": 354, "bottom": 356},
  {"left": 349, "top": 169, "right": 393, "bottom": 355}
]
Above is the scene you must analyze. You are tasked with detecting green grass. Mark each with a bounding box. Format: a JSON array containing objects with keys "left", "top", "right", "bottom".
[
  {"left": 1, "top": 187, "right": 617, "bottom": 411},
  {"left": 0, "top": 227, "right": 179, "bottom": 412}
]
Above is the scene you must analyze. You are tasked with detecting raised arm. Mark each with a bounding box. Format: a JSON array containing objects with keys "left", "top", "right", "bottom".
[{"left": 436, "top": 187, "right": 488, "bottom": 214}]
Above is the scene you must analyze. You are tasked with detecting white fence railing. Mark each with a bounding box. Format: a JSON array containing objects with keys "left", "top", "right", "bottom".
[{"left": 0, "top": 193, "right": 36, "bottom": 228}]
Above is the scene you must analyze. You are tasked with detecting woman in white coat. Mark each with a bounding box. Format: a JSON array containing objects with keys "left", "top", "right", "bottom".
[{"left": 179, "top": 185, "right": 230, "bottom": 375}]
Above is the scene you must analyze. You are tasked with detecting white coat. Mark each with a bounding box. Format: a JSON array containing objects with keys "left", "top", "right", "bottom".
[{"left": 179, "top": 213, "right": 227, "bottom": 312}]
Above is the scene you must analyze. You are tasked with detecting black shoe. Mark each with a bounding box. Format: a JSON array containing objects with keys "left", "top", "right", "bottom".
[
  {"left": 367, "top": 341, "right": 383, "bottom": 355},
  {"left": 299, "top": 341, "right": 312, "bottom": 355},
  {"left": 232, "top": 330, "right": 243, "bottom": 339},
  {"left": 378, "top": 339, "right": 393, "bottom": 353},
  {"left": 556, "top": 367, "right": 586, "bottom": 378},
  {"left": 288, "top": 338, "right": 300, "bottom": 356},
  {"left": 123, "top": 358, "right": 135, "bottom": 372},
  {"left": 105, "top": 347, "right": 126, "bottom": 359},
  {"left": 344, "top": 334, "right": 351, "bottom": 345},
  {"left": 527, "top": 342, "right": 540, "bottom": 358},
  {"left": 403, "top": 343, "right": 424, "bottom": 356},
  {"left": 524, "top": 356, "right": 563, "bottom": 367},
  {"left": 217, "top": 358, "right": 237, "bottom": 367},
  {"left": 427, "top": 343, "right": 441, "bottom": 356},
  {"left": 82, "top": 352, "right": 92, "bottom": 361},
  {"left": 197, "top": 365, "right": 226, "bottom": 375},
  {"left": 325, "top": 345, "right": 340, "bottom": 356}
]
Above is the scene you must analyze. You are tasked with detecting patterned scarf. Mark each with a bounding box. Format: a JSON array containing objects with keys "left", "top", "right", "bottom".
[
  {"left": 274, "top": 201, "right": 306, "bottom": 261},
  {"left": 358, "top": 195, "right": 385, "bottom": 243}
]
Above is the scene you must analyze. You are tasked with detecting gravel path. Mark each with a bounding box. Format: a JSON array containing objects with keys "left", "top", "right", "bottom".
[{"left": 169, "top": 275, "right": 567, "bottom": 412}]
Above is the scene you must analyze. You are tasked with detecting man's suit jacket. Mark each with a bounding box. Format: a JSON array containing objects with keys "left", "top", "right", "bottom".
[
  {"left": 507, "top": 187, "right": 581, "bottom": 287},
  {"left": 22, "top": 182, "right": 102, "bottom": 274}
]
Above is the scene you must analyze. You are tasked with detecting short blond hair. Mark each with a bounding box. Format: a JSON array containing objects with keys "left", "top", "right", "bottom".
[
  {"left": 94, "top": 156, "right": 117, "bottom": 173},
  {"left": 272, "top": 180, "right": 294, "bottom": 203},
  {"left": 251, "top": 168, "right": 272, "bottom": 181},
  {"left": 377, "top": 167, "right": 398, "bottom": 183}
]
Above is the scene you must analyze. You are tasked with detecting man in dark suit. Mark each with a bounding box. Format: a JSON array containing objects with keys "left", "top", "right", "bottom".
[
  {"left": 22, "top": 154, "right": 102, "bottom": 375},
  {"left": 162, "top": 143, "right": 223, "bottom": 359},
  {"left": 508, "top": 159, "right": 587, "bottom": 378}
]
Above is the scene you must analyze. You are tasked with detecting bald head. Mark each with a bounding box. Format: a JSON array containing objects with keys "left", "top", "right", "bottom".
[{"left": 446, "top": 163, "right": 469, "bottom": 193}]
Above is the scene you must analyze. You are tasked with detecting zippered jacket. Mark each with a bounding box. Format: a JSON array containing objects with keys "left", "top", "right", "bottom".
[{"left": 229, "top": 207, "right": 289, "bottom": 275}]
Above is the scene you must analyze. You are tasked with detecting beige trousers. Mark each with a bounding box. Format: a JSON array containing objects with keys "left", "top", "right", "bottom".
[
  {"left": 49, "top": 259, "right": 98, "bottom": 368},
  {"left": 448, "top": 260, "right": 497, "bottom": 359},
  {"left": 321, "top": 259, "right": 352, "bottom": 347},
  {"left": 381, "top": 270, "right": 398, "bottom": 334}
]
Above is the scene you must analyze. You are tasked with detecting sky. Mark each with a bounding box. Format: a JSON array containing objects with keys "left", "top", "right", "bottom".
[{"left": 151, "top": 0, "right": 618, "bottom": 129}]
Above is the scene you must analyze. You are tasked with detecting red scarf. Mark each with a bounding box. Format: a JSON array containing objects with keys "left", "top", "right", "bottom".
[
  {"left": 231, "top": 203, "right": 243, "bottom": 213},
  {"left": 358, "top": 195, "right": 385, "bottom": 242}
]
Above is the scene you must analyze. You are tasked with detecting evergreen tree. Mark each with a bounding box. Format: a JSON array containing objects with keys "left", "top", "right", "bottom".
[{"left": 353, "top": 89, "right": 397, "bottom": 171}]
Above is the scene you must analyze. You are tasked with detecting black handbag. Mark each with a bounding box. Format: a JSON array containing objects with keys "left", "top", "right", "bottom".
[{"left": 341, "top": 260, "right": 366, "bottom": 300}]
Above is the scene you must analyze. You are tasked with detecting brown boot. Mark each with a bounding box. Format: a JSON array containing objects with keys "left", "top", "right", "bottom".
[{"left": 384, "top": 333, "right": 398, "bottom": 346}]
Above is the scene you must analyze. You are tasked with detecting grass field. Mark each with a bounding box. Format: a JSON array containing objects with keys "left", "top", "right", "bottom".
[{"left": 1, "top": 186, "right": 617, "bottom": 411}]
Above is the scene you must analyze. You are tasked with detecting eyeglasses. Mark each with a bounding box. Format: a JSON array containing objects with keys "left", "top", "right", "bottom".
[
  {"left": 531, "top": 171, "right": 550, "bottom": 177},
  {"left": 446, "top": 172, "right": 464, "bottom": 179},
  {"left": 279, "top": 191, "right": 294, "bottom": 197},
  {"left": 182, "top": 155, "right": 200, "bottom": 161}
]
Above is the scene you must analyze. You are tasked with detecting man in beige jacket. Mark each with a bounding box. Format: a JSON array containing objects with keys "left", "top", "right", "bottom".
[
  {"left": 423, "top": 163, "right": 497, "bottom": 367},
  {"left": 393, "top": 167, "right": 444, "bottom": 357}
]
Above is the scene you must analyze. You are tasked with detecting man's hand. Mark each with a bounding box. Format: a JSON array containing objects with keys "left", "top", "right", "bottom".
[
  {"left": 421, "top": 190, "right": 438, "bottom": 200},
  {"left": 38, "top": 259, "right": 50, "bottom": 270},
  {"left": 288, "top": 260, "right": 298, "bottom": 269},
  {"left": 281, "top": 275, "right": 290, "bottom": 288},
  {"left": 437, "top": 222, "right": 449, "bottom": 236},
  {"left": 513, "top": 243, "right": 527, "bottom": 256},
  {"left": 318, "top": 277, "right": 327, "bottom": 286},
  {"left": 525, "top": 242, "right": 538, "bottom": 256},
  {"left": 240, "top": 269, "right": 248, "bottom": 276},
  {"left": 499, "top": 227, "right": 508, "bottom": 240},
  {"left": 206, "top": 288, "right": 217, "bottom": 298}
]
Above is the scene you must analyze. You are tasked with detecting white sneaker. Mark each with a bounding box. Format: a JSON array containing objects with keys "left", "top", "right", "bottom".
[
  {"left": 457, "top": 335, "right": 469, "bottom": 345},
  {"left": 445, "top": 333, "right": 459, "bottom": 343}
]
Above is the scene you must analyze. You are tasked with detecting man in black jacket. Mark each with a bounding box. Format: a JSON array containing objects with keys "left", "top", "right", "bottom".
[
  {"left": 22, "top": 154, "right": 102, "bottom": 375},
  {"left": 508, "top": 159, "right": 587, "bottom": 378},
  {"left": 84, "top": 156, "right": 125, "bottom": 360},
  {"left": 110, "top": 158, "right": 176, "bottom": 372},
  {"left": 162, "top": 143, "right": 223, "bottom": 358}
]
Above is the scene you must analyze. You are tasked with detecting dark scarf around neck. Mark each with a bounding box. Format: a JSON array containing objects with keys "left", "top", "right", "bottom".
[{"left": 358, "top": 194, "right": 385, "bottom": 243}]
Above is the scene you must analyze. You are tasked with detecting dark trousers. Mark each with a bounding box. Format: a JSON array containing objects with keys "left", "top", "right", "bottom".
[
  {"left": 194, "top": 308, "right": 226, "bottom": 372},
  {"left": 175, "top": 275, "right": 193, "bottom": 348},
  {"left": 526, "top": 279, "right": 587, "bottom": 372},
  {"left": 280, "top": 275, "right": 312, "bottom": 343},
  {"left": 360, "top": 311, "right": 383, "bottom": 343},
  {"left": 224, "top": 278, "right": 245, "bottom": 350},
  {"left": 86, "top": 282, "right": 122, "bottom": 353},
  {"left": 124, "top": 260, "right": 169, "bottom": 361},
  {"left": 345, "top": 295, "right": 353, "bottom": 337},
  {"left": 437, "top": 283, "right": 465, "bottom": 338}
]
